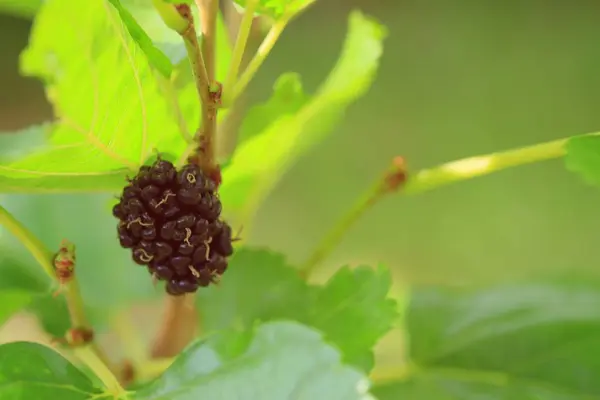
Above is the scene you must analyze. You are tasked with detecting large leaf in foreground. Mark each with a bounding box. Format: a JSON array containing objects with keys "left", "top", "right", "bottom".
[
  {"left": 220, "top": 11, "right": 386, "bottom": 217},
  {"left": 372, "top": 278, "right": 600, "bottom": 399},
  {"left": 136, "top": 321, "right": 373, "bottom": 400},
  {"left": 0, "top": 342, "right": 102, "bottom": 399},
  {"left": 197, "top": 248, "right": 397, "bottom": 372},
  {"left": 2, "top": 0, "right": 186, "bottom": 193}
]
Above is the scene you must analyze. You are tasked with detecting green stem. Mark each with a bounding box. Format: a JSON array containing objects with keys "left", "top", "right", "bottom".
[
  {"left": 65, "top": 278, "right": 89, "bottom": 328},
  {"left": 403, "top": 136, "right": 570, "bottom": 195},
  {"left": 299, "top": 179, "right": 386, "bottom": 279},
  {"left": 0, "top": 204, "right": 53, "bottom": 278},
  {"left": 230, "top": 0, "right": 317, "bottom": 102},
  {"left": 299, "top": 132, "right": 597, "bottom": 279},
  {"left": 231, "top": 16, "right": 288, "bottom": 103},
  {"left": 74, "top": 346, "right": 127, "bottom": 397},
  {"left": 221, "top": 0, "right": 259, "bottom": 106}
]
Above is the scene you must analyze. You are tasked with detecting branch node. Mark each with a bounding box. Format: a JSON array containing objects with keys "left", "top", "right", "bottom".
[{"left": 383, "top": 156, "right": 409, "bottom": 194}]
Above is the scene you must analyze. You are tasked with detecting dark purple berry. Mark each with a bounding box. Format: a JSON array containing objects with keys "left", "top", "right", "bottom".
[
  {"left": 113, "top": 157, "right": 234, "bottom": 294},
  {"left": 141, "top": 185, "right": 160, "bottom": 202},
  {"left": 154, "top": 242, "right": 173, "bottom": 261},
  {"left": 153, "top": 264, "right": 174, "bottom": 280},
  {"left": 160, "top": 221, "right": 176, "bottom": 240},
  {"left": 171, "top": 256, "right": 191, "bottom": 271}
]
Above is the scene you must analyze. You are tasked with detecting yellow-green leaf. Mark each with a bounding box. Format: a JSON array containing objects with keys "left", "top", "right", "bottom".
[{"left": 5, "top": 0, "right": 187, "bottom": 193}]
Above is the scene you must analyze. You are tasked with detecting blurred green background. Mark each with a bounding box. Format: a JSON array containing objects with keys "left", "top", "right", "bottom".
[{"left": 0, "top": 0, "right": 599, "bottom": 300}]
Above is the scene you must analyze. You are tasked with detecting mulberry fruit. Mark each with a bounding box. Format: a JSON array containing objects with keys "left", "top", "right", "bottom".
[{"left": 113, "top": 158, "right": 233, "bottom": 295}]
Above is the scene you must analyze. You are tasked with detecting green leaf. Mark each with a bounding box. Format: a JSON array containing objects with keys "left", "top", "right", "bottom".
[
  {"left": 107, "top": 0, "right": 173, "bottom": 77},
  {"left": 4, "top": 0, "right": 187, "bottom": 193},
  {"left": 564, "top": 135, "right": 600, "bottom": 187},
  {"left": 309, "top": 265, "right": 398, "bottom": 371},
  {"left": 135, "top": 321, "right": 373, "bottom": 400},
  {"left": 197, "top": 249, "right": 397, "bottom": 372},
  {"left": 196, "top": 249, "right": 312, "bottom": 331},
  {"left": 220, "top": 11, "right": 386, "bottom": 216},
  {"left": 0, "top": 341, "right": 102, "bottom": 399},
  {"left": 122, "top": 0, "right": 184, "bottom": 63},
  {"left": 233, "top": 0, "right": 315, "bottom": 19},
  {"left": 237, "top": 72, "right": 307, "bottom": 145},
  {"left": 372, "top": 279, "right": 600, "bottom": 399},
  {"left": 0, "top": 126, "right": 131, "bottom": 193}
]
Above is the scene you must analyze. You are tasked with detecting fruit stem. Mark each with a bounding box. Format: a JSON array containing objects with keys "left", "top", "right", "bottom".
[
  {"left": 221, "top": 0, "right": 258, "bottom": 107},
  {"left": 65, "top": 278, "right": 89, "bottom": 328},
  {"left": 150, "top": 294, "right": 198, "bottom": 358},
  {"left": 230, "top": 0, "right": 317, "bottom": 104},
  {"left": 298, "top": 131, "right": 599, "bottom": 279},
  {"left": 0, "top": 204, "right": 54, "bottom": 278}
]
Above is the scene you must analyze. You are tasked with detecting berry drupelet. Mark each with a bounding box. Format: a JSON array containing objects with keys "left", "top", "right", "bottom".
[{"left": 112, "top": 158, "right": 234, "bottom": 295}]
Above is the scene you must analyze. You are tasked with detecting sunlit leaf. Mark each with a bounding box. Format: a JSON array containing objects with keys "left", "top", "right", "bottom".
[
  {"left": 107, "top": 0, "right": 173, "bottom": 77},
  {"left": 3, "top": 0, "right": 187, "bottom": 193}
]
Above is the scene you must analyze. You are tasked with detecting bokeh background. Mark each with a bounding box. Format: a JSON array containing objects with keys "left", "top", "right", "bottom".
[{"left": 1, "top": 0, "right": 599, "bottom": 369}]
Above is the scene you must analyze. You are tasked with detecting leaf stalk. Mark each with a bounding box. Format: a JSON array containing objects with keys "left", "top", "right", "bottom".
[{"left": 221, "top": 0, "right": 259, "bottom": 106}]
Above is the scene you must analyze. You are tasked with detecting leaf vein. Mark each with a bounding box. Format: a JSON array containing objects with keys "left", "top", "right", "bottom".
[{"left": 103, "top": 0, "right": 148, "bottom": 165}]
